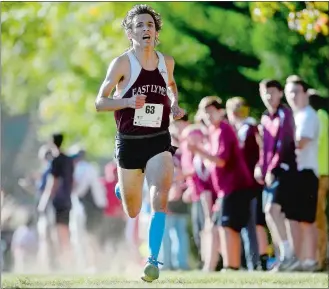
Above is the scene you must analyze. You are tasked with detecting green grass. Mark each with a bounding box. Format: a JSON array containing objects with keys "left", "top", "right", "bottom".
[{"left": 2, "top": 271, "right": 328, "bottom": 288}]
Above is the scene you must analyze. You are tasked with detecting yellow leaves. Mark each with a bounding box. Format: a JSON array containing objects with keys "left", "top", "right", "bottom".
[
  {"left": 38, "top": 97, "right": 57, "bottom": 121},
  {"left": 251, "top": 8, "right": 267, "bottom": 24},
  {"left": 251, "top": 1, "right": 329, "bottom": 41},
  {"left": 45, "top": 23, "right": 53, "bottom": 37},
  {"left": 313, "top": 2, "right": 329, "bottom": 11},
  {"left": 88, "top": 6, "right": 100, "bottom": 17},
  {"left": 287, "top": 4, "right": 329, "bottom": 41},
  {"left": 250, "top": 2, "right": 280, "bottom": 24}
]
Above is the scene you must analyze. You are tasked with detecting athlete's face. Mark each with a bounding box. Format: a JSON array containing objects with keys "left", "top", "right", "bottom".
[
  {"left": 285, "top": 82, "right": 308, "bottom": 111},
  {"left": 259, "top": 86, "right": 283, "bottom": 112},
  {"left": 129, "top": 14, "right": 158, "bottom": 48}
]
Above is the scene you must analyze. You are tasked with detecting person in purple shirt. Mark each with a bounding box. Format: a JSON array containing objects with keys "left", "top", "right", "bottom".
[
  {"left": 161, "top": 118, "right": 190, "bottom": 271},
  {"left": 180, "top": 123, "right": 218, "bottom": 271},
  {"left": 255, "top": 79, "right": 299, "bottom": 272},
  {"left": 226, "top": 96, "right": 269, "bottom": 271},
  {"left": 188, "top": 96, "right": 253, "bottom": 271}
]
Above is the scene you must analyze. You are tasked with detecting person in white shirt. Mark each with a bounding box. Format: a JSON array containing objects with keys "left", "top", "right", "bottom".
[
  {"left": 11, "top": 215, "right": 39, "bottom": 273},
  {"left": 285, "top": 79, "right": 320, "bottom": 272},
  {"left": 73, "top": 151, "right": 108, "bottom": 210},
  {"left": 72, "top": 149, "right": 108, "bottom": 273}
]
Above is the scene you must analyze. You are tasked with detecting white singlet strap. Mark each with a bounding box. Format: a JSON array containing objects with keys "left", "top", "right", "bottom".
[
  {"left": 156, "top": 51, "right": 169, "bottom": 87},
  {"left": 114, "top": 50, "right": 142, "bottom": 99}
]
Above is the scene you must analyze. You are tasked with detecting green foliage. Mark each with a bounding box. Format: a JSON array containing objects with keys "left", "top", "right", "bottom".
[
  {"left": 2, "top": 2, "right": 129, "bottom": 155},
  {"left": 1, "top": 2, "right": 328, "bottom": 158},
  {"left": 250, "top": 2, "right": 329, "bottom": 41}
]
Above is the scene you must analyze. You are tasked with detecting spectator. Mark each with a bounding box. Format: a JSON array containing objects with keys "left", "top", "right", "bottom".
[
  {"left": 42, "top": 133, "right": 74, "bottom": 270},
  {"left": 11, "top": 215, "right": 38, "bottom": 273},
  {"left": 226, "top": 96, "right": 269, "bottom": 271},
  {"left": 286, "top": 75, "right": 302, "bottom": 83},
  {"left": 37, "top": 145, "right": 55, "bottom": 198},
  {"left": 161, "top": 120, "right": 190, "bottom": 271},
  {"left": 190, "top": 96, "right": 253, "bottom": 271},
  {"left": 180, "top": 123, "right": 219, "bottom": 272},
  {"left": 99, "top": 161, "right": 126, "bottom": 259},
  {"left": 256, "top": 79, "right": 298, "bottom": 271},
  {"left": 72, "top": 149, "right": 108, "bottom": 272},
  {"left": 309, "top": 89, "right": 329, "bottom": 271},
  {"left": 285, "top": 79, "right": 320, "bottom": 271},
  {"left": 36, "top": 144, "right": 57, "bottom": 271}
]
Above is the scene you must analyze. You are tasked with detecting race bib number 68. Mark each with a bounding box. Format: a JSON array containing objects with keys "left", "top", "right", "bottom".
[{"left": 134, "top": 103, "right": 163, "bottom": 128}]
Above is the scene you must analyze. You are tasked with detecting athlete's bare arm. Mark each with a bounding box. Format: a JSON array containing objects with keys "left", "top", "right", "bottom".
[
  {"left": 164, "top": 55, "right": 185, "bottom": 120},
  {"left": 164, "top": 55, "right": 178, "bottom": 104},
  {"left": 95, "top": 55, "right": 146, "bottom": 112}
]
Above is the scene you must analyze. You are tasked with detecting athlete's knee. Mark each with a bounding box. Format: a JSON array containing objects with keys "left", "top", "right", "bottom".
[
  {"left": 150, "top": 190, "right": 168, "bottom": 212},
  {"left": 123, "top": 195, "right": 142, "bottom": 218},
  {"left": 150, "top": 176, "right": 173, "bottom": 198},
  {"left": 126, "top": 208, "right": 140, "bottom": 219}
]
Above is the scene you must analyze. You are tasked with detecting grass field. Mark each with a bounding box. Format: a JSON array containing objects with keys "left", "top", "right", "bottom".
[{"left": 2, "top": 271, "right": 328, "bottom": 288}]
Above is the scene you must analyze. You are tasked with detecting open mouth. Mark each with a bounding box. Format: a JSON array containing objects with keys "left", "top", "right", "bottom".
[{"left": 143, "top": 35, "right": 151, "bottom": 40}]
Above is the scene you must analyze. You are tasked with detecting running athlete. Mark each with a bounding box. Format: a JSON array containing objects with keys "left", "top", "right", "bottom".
[{"left": 95, "top": 4, "right": 185, "bottom": 282}]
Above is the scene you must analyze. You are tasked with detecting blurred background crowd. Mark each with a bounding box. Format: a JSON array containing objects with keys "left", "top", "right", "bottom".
[
  {"left": 1, "top": 1, "right": 328, "bottom": 275},
  {"left": 1, "top": 75, "right": 328, "bottom": 274}
]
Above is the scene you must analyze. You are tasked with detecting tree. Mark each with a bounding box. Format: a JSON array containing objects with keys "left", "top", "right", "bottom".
[
  {"left": 2, "top": 2, "right": 130, "bottom": 155},
  {"left": 2, "top": 2, "right": 328, "bottom": 158},
  {"left": 250, "top": 2, "right": 329, "bottom": 42},
  {"left": 246, "top": 2, "right": 329, "bottom": 97}
]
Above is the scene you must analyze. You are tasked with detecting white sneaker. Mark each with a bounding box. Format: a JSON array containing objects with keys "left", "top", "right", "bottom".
[
  {"left": 279, "top": 255, "right": 300, "bottom": 272},
  {"left": 302, "top": 260, "right": 318, "bottom": 272}
]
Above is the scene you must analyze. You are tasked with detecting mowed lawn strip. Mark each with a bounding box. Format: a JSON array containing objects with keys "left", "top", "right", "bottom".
[{"left": 2, "top": 271, "right": 328, "bottom": 288}]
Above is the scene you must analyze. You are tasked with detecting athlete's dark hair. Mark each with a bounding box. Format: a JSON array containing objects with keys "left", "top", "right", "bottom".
[{"left": 122, "top": 4, "right": 162, "bottom": 46}]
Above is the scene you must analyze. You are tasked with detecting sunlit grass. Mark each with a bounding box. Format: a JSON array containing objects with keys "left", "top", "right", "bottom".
[{"left": 2, "top": 271, "right": 328, "bottom": 288}]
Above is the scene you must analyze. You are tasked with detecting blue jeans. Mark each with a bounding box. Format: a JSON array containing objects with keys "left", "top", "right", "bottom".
[
  {"left": 241, "top": 197, "right": 259, "bottom": 270},
  {"left": 191, "top": 200, "right": 204, "bottom": 253},
  {"left": 160, "top": 214, "right": 190, "bottom": 270}
]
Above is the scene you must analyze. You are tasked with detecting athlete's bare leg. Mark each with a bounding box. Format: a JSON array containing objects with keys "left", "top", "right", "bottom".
[
  {"left": 145, "top": 151, "right": 174, "bottom": 213},
  {"left": 117, "top": 168, "right": 145, "bottom": 218},
  {"left": 141, "top": 151, "right": 174, "bottom": 282}
]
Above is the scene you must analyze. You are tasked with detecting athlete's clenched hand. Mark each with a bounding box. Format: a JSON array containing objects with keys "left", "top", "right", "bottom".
[{"left": 126, "top": 94, "right": 147, "bottom": 109}]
